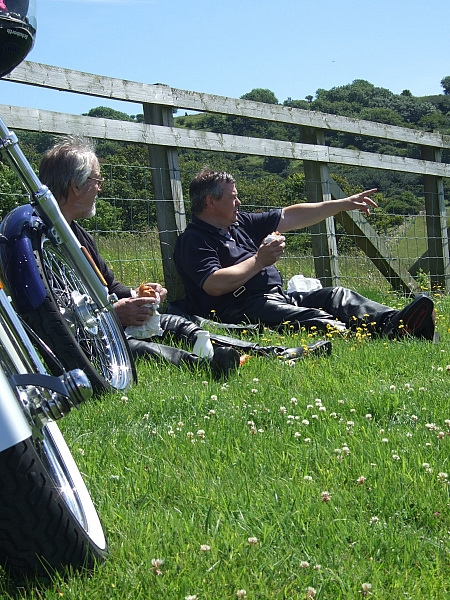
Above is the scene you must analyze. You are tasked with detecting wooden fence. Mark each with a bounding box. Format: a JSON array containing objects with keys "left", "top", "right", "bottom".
[{"left": 3, "top": 61, "right": 450, "bottom": 299}]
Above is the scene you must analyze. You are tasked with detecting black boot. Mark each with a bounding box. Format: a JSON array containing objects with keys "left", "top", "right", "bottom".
[
  {"left": 210, "top": 347, "right": 241, "bottom": 379},
  {"left": 381, "top": 294, "right": 435, "bottom": 340}
]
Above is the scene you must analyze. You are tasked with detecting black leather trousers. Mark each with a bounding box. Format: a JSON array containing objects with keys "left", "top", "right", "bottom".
[
  {"left": 126, "top": 313, "right": 281, "bottom": 366},
  {"left": 218, "top": 286, "right": 397, "bottom": 334}
]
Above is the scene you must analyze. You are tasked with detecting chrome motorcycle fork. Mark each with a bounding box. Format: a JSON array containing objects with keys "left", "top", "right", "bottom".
[{"left": 0, "top": 115, "right": 115, "bottom": 310}]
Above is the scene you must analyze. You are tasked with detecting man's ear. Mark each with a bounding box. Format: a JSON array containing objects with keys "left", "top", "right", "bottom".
[
  {"left": 69, "top": 178, "right": 82, "bottom": 197},
  {"left": 205, "top": 194, "right": 215, "bottom": 208}
]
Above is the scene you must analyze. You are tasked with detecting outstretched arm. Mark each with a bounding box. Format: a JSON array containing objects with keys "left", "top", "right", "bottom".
[{"left": 278, "top": 189, "right": 378, "bottom": 233}]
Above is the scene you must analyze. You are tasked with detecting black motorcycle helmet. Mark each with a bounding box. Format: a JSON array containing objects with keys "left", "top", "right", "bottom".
[{"left": 0, "top": 0, "right": 36, "bottom": 78}]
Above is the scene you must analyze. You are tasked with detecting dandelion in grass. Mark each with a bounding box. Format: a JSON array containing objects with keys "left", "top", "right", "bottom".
[
  {"left": 248, "top": 536, "right": 258, "bottom": 545},
  {"left": 321, "top": 491, "right": 332, "bottom": 502},
  {"left": 200, "top": 544, "right": 211, "bottom": 552}
]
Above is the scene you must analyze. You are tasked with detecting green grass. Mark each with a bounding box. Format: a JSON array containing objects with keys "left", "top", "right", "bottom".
[{"left": 1, "top": 291, "right": 450, "bottom": 599}]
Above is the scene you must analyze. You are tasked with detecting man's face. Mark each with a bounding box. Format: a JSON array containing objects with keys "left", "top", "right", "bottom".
[
  {"left": 210, "top": 181, "right": 241, "bottom": 227},
  {"left": 75, "top": 167, "right": 103, "bottom": 219}
]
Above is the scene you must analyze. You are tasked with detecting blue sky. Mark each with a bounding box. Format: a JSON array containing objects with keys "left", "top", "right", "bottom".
[{"left": 1, "top": 0, "right": 449, "bottom": 117}]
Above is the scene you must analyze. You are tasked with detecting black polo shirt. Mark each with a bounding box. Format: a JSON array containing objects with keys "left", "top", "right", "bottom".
[{"left": 173, "top": 210, "right": 283, "bottom": 317}]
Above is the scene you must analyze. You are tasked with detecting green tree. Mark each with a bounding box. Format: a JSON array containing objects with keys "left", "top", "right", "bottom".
[
  {"left": 440, "top": 76, "right": 450, "bottom": 95},
  {"left": 240, "top": 89, "right": 278, "bottom": 104}
]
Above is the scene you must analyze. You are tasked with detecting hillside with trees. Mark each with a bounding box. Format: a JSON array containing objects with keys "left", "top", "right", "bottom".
[{"left": 1, "top": 77, "right": 450, "bottom": 243}]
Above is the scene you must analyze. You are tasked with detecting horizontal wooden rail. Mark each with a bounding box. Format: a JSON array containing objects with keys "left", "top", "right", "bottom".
[
  {"left": 4, "top": 61, "right": 450, "bottom": 151},
  {"left": 2, "top": 104, "right": 450, "bottom": 178}
]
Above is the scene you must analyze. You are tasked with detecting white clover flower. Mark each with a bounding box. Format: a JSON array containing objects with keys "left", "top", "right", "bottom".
[
  {"left": 365, "top": 413, "right": 372, "bottom": 420},
  {"left": 210, "top": 394, "right": 218, "bottom": 401},
  {"left": 306, "top": 587, "right": 316, "bottom": 598},
  {"left": 291, "top": 397, "right": 298, "bottom": 405},
  {"left": 389, "top": 385, "right": 396, "bottom": 391},
  {"left": 200, "top": 544, "right": 211, "bottom": 552},
  {"left": 392, "top": 454, "right": 400, "bottom": 461},
  {"left": 438, "top": 472, "right": 448, "bottom": 481},
  {"left": 251, "top": 388, "right": 258, "bottom": 393},
  {"left": 247, "top": 536, "right": 258, "bottom": 545},
  {"left": 294, "top": 432, "right": 301, "bottom": 438},
  {"left": 236, "top": 591, "right": 247, "bottom": 598},
  {"left": 411, "top": 414, "right": 418, "bottom": 421},
  {"left": 381, "top": 438, "right": 389, "bottom": 443},
  {"left": 253, "top": 378, "right": 259, "bottom": 382},
  {"left": 304, "top": 437, "right": 311, "bottom": 443},
  {"left": 197, "top": 429, "right": 206, "bottom": 439},
  {"left": 356, "top": 476, "right": 367, "bottom": 484},
  {"left": 300, "top": 560, "right": 310, "bottom": 568},
  {"left": 302, "top": 419, "right": 310, "bottom": 426},
  {"left": 321, "top": 491, "right": 332, "bottom": 502},
  {"left": 279, "top": 406, "right": 287, "bottom": 414},
  {"left": 319, "top": 406, "right": 326, "bottom": 412},
  {"left": 304, "top": 475, "right": 313, "bottom": 481},
  {"left": 314, "top": 398, "right": 322, "bottom": 406},
  {"left": 370, "top": 516, "right": 379, "bottom": 524}
]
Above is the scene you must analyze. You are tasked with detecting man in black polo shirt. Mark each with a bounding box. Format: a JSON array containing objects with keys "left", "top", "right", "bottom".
[{"left": 173, "top": 169, "right": 435, "bottom": 340}]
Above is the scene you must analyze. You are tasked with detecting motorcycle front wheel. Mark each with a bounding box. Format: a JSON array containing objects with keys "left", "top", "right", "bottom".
[
  {"left": 0, "top": 421, "right": 107, "bottom": 575},
  {"left": 23, "top": 230, "right": 136, "bottom": 394}
]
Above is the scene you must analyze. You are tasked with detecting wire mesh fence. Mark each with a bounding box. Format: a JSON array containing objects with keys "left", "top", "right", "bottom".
[{"left": 1, "top": 160, "right": 447, "bottom": 296}]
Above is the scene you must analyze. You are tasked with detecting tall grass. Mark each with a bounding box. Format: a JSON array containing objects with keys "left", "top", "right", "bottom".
[{"left": 1, "top": 291, "right": 449, "bottom": 599}]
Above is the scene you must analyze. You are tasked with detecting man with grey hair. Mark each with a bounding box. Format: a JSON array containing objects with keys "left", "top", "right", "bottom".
[{"left": 172, "top": 169, "right": 435, "bottom": 341}]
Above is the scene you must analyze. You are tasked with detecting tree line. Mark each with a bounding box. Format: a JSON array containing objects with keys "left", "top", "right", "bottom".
[{"left": 1, "top": 77, "right": 450, "bottom": 247}]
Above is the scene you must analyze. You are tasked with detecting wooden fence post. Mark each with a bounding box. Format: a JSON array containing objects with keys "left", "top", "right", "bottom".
[
  {"left": 143, "top": 103, "right": 186, "bottom": 300},
  {"left": 421, "top": 145, "right": 450, "bottom": 292},
  {"left": 301, "top": 127, "right": 340, "bottom": 286}
]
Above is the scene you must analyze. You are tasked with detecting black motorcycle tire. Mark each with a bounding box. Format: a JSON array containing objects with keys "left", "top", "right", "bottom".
[
  {"left": 23, "top": 228, "right": 136, "bottom": 394},
  {"left": 0, "top": 422, "right": 107, "bottom": 576}
]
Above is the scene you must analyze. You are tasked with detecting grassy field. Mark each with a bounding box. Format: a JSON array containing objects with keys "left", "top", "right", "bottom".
[{"left": 1, "top": 289, "right": 450, "bottom": 599}]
